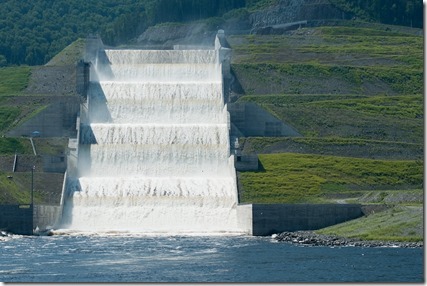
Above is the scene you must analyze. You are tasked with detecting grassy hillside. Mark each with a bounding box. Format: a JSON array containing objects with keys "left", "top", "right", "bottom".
[
  {"left": 239, "top": 153, "right": 422, "bottom": 204},
  {"left": 0, "top": 66, "right": 32, "bottom": 96},
  {"left": 0, "top": 65, "right": 44, "bottom": 136},
  {"left": 46, "top": 38, "right": 85, "bottom": 66},
  {"left": 239, "top": 137, "right": 423, "bottom": 160},
  {"left": 229, "top": 24, "right": 423, "bottom": 159},
  {"left": 240, "top": 94, "right": 423, "bottom": 144},
  {"left": 230, "top": 22, "right": 423, "bottom": 241},
  {"left": 0, "top": 37, "right": 84, "bottom": 138},
  {"left": 230, "top": 26, "right": 422, "bottom": 95},
  {"left": 316, "top": 205, "right": 423, "bottom": 242},
  {"left": 0, "top": 171, "right": 64, "bottom": 205},
  {"left": 0, "top": 40, "right": 79, "bottom": 205}
]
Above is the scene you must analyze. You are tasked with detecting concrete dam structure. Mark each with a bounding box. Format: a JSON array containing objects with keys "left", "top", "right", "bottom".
[
  {"left": 39, "top": 32, "right": 367, "bottom": 237},
  {"left": 60, "top": 38, "right": 250, "bottom": 234}
]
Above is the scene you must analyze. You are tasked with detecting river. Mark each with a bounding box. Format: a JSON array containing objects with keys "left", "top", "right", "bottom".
[{"left": 0, "top": 233, "right": 423, "bottom": 283}]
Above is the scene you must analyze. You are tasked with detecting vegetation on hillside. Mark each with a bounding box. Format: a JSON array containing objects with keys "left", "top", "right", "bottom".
[
  {"left": 0, "top": 66, "right": 32, "bottom": 95},
  {"left": 0, "top": 138, "right": 32, "bottom": 155},
  {"left": 239, "top": 137, "right": 423, "bottom": 160},
  {"left": 231, "top": 22, "right": 423, "bottom": 241},
  {"left": 230, "top": 24, "right": 423, "bottom": 161},
  {"left": 316, "top": 205, "right": 423, "bottom": 242},
  {"left": 0, "top": 0, "right": 246, "bottom": 66},
  {"left": 0, "top": 171, "right": 64, "bottom": 205},
  {"left": 0, "top": 0, "right": 421, "bottom": 66},
  {"left": 240, "top": 94, "right": 423, "bottom": 144},
  {"left": 239, "top": 153, "right": 423, "bottom": 204},
  {"left": 329, "top": 0, "right": 422, "bottom": 28},
  {"left": 46, "top": 38, "right": 85, "bottom": 66},
  {"left": 230, "top": 26, "right": 423, "bottom": 95}
]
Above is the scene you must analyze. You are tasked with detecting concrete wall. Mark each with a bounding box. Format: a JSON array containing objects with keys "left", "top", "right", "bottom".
[
  {"left": 236, "top": 204, "right": 253, "bottom": 234},
  {"left": 235, "top": 154, "right": 259, "bottom": 171},
  {"left": 34, "top": 205, "right": 62, "bottom": 230},
  {"left": 76, "top": 60, "right": 90, "bottom": 99},
  {"left": 0, "top": 204, "right": 33, "bottom": 235},
  {"left": 42, "top": 155, "right": 67, "bottom": 173},
  {"left": 228, "top": 102, "right": 301, "bottom": 137},
  {"left": 243, "top": 203, "right": 364, "bottom": 236},
  {"left": 0, "top": 204, "right": 63, "bottom": 234}
]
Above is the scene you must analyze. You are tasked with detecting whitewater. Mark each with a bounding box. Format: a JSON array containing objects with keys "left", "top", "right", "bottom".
[{"left": 61, "top": 49, "right": 243, "bottom": 234}]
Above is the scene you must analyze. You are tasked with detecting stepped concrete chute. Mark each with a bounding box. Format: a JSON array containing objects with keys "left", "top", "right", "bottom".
[
  {"left": 60, "top": 32, "right": 251, "bottom": 234},
  {"left": 55, "top": 31, "right": 365, "bottom": 236}
]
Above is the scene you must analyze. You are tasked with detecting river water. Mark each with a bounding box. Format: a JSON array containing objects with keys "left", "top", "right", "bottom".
[{"left": 0, "top": 233, "right": 423, "bottom": 283}]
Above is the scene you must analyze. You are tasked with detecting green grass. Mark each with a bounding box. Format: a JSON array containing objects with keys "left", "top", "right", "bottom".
[
  {"left": 355, "top": 189, "right": 423, "bottom": 205},
  {"left": 239, "top": 93, "right": 423, "bottom": 118},
  {"left": 45, "top": 38, "right": 85, "bottom": 66},
  {"left": 239, "top": 137, "right": 423, "bottom": 160},
  {"left": 0, "top": 66, "right": 31, "bottom": 96},
  {"left": 308, "top": 95, "right": 423, "bottom": 119},
  {"left": 232, "top": 63, "right": 423, "bottom": 95},
  {"left": 231, "top": 23, "right": 425, "bottom": 241},
  {"left": 230, "top": 27, "right": 422, "bottom": 67},
  {"left": 238, "top": 93, "right": 368, "bottom": 104},
  {"left": 238, "top": 94, "right": 423, "bottom": 144},
  {"left": 228, "top": 25, "right": 423, "bottom": 96},
  {"left": 0, "top": 106, "right": 21, "bottom": 131},
  {"left": 32, "top": 138, "right": 68, "bottom": 156},
  {"left": 0, "top": 137, "right": 32, "bottom": 154},
  {"left": 0, "top": 171, "right": 54, "bottom": 204},
  {"left": 0, "top": 172, "right": 32, "bottom": 204},
  {"left": 239, "top": 153, "right": 423, "bottom": 204},
  {"left": 0, "top": 104, "right": 48, "bottom": 134},
  {"left": 316, "top": 205, "right": 423, "bottom": 242}
]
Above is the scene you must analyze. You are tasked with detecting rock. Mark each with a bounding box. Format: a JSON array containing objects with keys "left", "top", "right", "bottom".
[{"left": 273, "top": 231, "right": 423, "bottom": 248}]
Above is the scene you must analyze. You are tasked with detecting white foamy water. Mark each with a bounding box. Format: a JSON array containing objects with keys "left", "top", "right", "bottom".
[
  {"left": 63, "top": 49, "right": 243, "bottom": 233},
  {"left": 88, "top": 82, "right": 226, "bottom": 124}
]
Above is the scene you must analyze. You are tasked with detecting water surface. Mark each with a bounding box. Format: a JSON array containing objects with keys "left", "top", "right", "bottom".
[{"left": 0, "top": 234, "right": 423, "bottom": 282}]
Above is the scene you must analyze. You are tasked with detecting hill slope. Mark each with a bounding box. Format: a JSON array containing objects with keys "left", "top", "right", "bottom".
[
  {"left": 229, "top": 21, "right": 423, "bottom": 241},
  {"left": 0, "top": 0, "right": 421, "bottom": 66}
]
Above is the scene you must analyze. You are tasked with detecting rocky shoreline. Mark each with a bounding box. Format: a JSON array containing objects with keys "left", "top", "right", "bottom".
[{"left": 273, "top": 231, "right": 423, "bottom": 248}]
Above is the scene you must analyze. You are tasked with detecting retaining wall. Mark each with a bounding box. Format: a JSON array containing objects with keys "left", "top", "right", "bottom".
[
  {"left": 228, "top": 102, "right": 301, "bottom": 137},
  {"left": 238, "top": 203, "right": 365, "bottom": 236},
  {"left": 34, "top": 205, "right": 62, "bottom": 230},
  {"left": 0, "top": 204, "right": 33, "bottom": 235}
]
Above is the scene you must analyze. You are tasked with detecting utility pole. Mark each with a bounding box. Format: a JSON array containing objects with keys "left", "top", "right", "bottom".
[
  {"left": 30, "top": 165, "right": 35, "bottom": 235},
  {"left": 31, "top": 165, "right": 35, "bottom": 206}
]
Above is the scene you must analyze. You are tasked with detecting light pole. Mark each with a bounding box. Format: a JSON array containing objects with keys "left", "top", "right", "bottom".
[{"left": 31, "top": 165, "right": 35, "bottom": 206}]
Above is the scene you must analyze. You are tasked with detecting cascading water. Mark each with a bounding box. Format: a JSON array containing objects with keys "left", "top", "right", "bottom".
[{"left": 62, "top": 49, "right": 244, "bottom": 234}]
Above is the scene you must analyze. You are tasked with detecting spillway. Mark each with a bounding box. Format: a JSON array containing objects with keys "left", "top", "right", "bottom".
[{"left": 62, "top": 48, "right": 243, "bottom": 234}]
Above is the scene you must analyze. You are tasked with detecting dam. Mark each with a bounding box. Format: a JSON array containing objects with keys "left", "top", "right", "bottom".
[
  {"left": 51, "top": 33, "right": 364, "bottom": 236},
  {"left": 61, "top": 40, "right": 246, "bottom": 234}
]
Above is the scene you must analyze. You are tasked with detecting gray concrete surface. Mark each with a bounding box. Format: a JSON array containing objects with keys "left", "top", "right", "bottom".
[
  {"left": 0, "top": 204, "right": 33, "bottom": 235},
  {"left": 240, "top": 203, "right": 365, "bottom": 236}
]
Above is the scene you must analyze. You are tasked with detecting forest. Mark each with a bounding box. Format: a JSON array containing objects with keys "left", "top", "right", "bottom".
[
  {"left": 330, "top": 0, "right": 422, "bottom": 28},
  {"left": 0, "top": 0, "right": 422, "bottom": 67}
]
